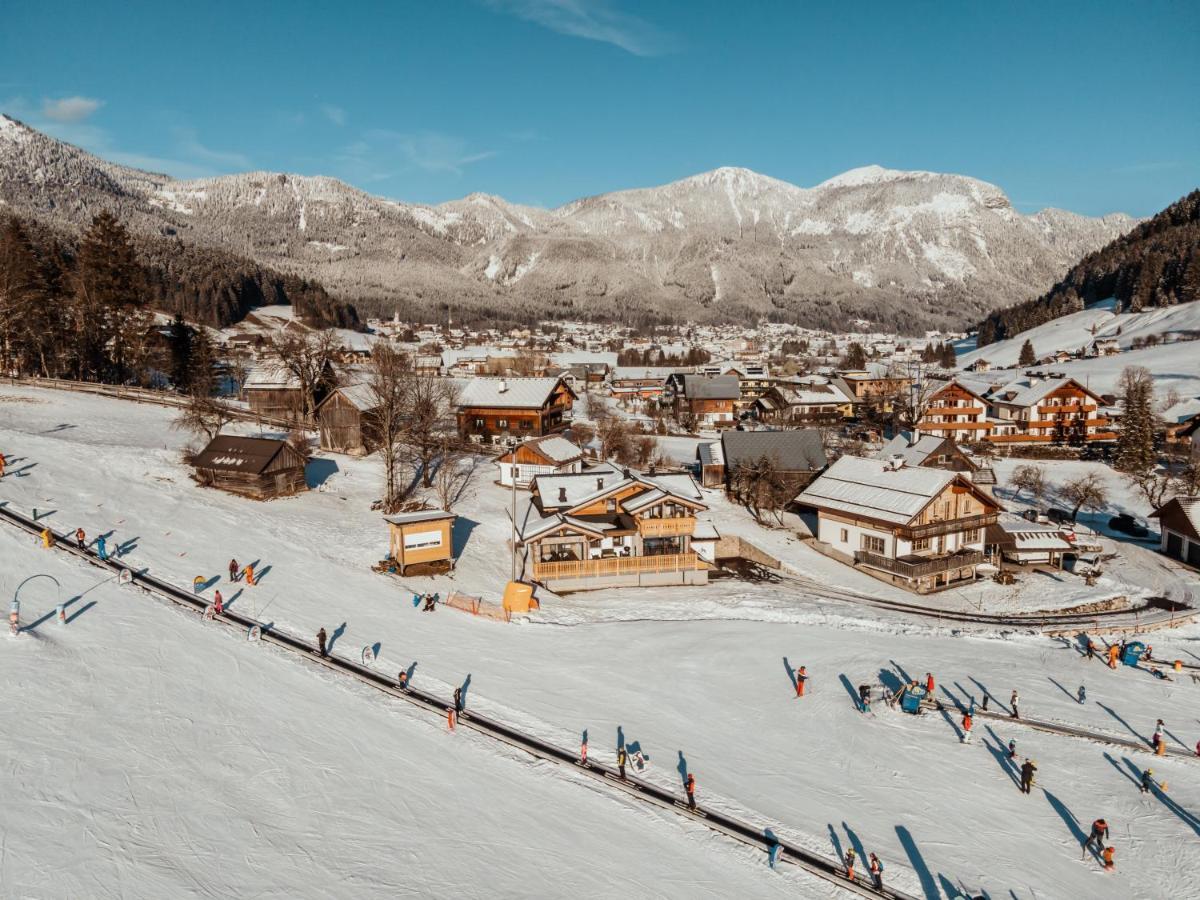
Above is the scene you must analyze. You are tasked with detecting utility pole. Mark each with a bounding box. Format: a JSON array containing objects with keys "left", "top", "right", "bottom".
[{"left": 511, "top": 456, "right": 518, "bottom": 582}]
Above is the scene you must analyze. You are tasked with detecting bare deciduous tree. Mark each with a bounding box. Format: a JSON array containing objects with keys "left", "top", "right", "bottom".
[
  {"left": 268, "top": 329, "right": 341, "bottom": 421},
  {"left": 368, "top": 343, "right": 413, "bottom": 508},
  {"left": 433, "top": 443, "right": 481, "bottom": 513},
  {"left": 1060, "top": 472, "right": 1110, "bottom": 522},
  {"left": 729, "top": 454, "right": 791, "bottom": 526},
  {"left": 172, "top": 393, "right": 234, "bottom": 442},
  {"left": 1009, "top": 464, "right": 1047, "bottom": 502},
  {"left": 404, "top": 371, "right": 459, "bottom": 487}
]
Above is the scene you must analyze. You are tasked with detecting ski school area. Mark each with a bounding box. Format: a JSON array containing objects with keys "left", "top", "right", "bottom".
[{"left": 3, "top": 383, "right": 1200, "bottom": 898}]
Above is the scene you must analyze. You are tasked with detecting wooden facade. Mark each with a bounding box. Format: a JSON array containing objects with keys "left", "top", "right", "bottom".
[
  {"left": 385, "top": 510, "right": 456, "bottom": 575},
  {"left": 457, "top": 379, "right": 576, "bottom": 444},
  {"left": 316, "top": 386, "right": 380, "bottom": 455}
]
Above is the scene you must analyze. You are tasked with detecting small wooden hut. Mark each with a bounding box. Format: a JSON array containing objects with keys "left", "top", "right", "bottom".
[
  {"left": 192, "top": 435, "right": 309, "bottom": 499},
  {"left": 384, "top": 509, "right": 457, "bottom": 575},
  {"left": 316, "top": 383, "right": 380, "bottom": 455}
]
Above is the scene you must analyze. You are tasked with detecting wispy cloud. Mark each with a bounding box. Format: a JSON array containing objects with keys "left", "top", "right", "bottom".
[
  {"left": 172, "top": 127, "right": 251, "bottom": 169},
  {"left": 482, "top": 0, "right": 676, "bottom": 56},
  {"left": 338, "top": 129, "right": 496, "bottom": 181},
  {"left": 1, "top": 96, "right": 250, "bottom": 179},
  {"left": 320, "top": 104, "right": 346, "bottom": 126},
  {"left": 41, "top": 95, "right": 103, "bottom": 123}
]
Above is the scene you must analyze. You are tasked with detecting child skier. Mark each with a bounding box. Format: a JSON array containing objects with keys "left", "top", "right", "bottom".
[
  {"left": 858, "top": 683, "right": 871, "bottom": 712},
  {"left": 317, "top": 627, "right": 328, "bottom": 657},
  {"left": 617, "top": 746, "right": 627, "bottom": 780},
  {"left": 1077, "top": 684, "right": 1086, "bottom": 704},
  {"left": 1140, "top": 768, "right": 1154, "bottom": 794},
  {"left": 1007, "top": 738, "right": 1018, "bottom": 761},
  {"left": 213, "top": 590, "right": 224, "bottom": 616},
  {"left": 844, "top": 848, "right": 856, "bottom": 882},
  {"left": 961, "top": 711, "right": 973, "bottom": 743},
  {"left": 925, "top": 672, "right": 935, "bottom": 694},
  {"left": 1102, "top": 846, "right": 1115, "bottom": 871},
  {"left": 1010, "top": 689, "right": 1020, "bottom": 719},
  {"left": 397, "top": 670, "right": 409, "bottom": 690},
  {"left": 1152, "top": 719, "right": 1165, "bottom": 755},
  {"left": 795, "top": 665, "right": 807, "bottom": 698},
  {"left": 229, "top": 558, "right": 240, "bottom": 582}
]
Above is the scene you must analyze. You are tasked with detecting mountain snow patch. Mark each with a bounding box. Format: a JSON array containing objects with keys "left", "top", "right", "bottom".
[{"left": 921, "top": 242, "right": 975, "bottom": 280}]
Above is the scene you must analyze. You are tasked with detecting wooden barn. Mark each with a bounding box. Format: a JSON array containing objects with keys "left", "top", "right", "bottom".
[
  {"left": 192, "top": 435, "right": 309, "bottom": 499},
  {"left": 384, "top": 509, "right": 457, "bottom": 575},
  {"left": 242, "top": 362, "right": 336, "bottom": 425},
  {"left": 315, "top": 383, "right": 380, "bottom": 455}
]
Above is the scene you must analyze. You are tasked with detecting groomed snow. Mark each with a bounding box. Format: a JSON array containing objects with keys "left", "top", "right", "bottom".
[{"left": 3, "top": 385, "right": 1200, "bottom": 898}]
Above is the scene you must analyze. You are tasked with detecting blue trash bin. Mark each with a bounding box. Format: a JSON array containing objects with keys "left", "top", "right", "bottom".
[
  {"left": 1121, "top": 641, "right": 1146, "bottom": 667},
  {"left": 901, "top": 685, "right": 928, "bottom": 714}
]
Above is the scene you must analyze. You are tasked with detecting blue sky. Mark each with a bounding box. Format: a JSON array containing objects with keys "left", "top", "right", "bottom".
[{"left": 2, "top": 0, "right": 1197, "bottom": 215}]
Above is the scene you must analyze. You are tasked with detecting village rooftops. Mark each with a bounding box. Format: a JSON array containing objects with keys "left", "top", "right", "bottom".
[
  {"left": 383, "top": 508, "right": 456, "bottom": 526},
  {"left": 192, "top": 435, "right": 303, "bottom": 475},
  {"left": 457, "top": 376, "right": 570, "bottom": 409},
  {"left": 318, "top": 382, "right": 378, "bottom": 412},
  {"left": 984, "top": 376, "right": 1101, "bottom": 407},
  {"left": 795, "top": 455, "right": 979, "bottom": 526}
]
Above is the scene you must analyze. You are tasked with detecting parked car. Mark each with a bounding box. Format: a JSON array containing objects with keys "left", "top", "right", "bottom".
[
  {"left": 1020, "top": 509, "right": 1040, "bottom": 523},
  {"left": 1108, "top": 513, "right": 1149, "bottom": 537},
  {"left": 1047, "top": 508, "right": 1073, "bottom": 525}
]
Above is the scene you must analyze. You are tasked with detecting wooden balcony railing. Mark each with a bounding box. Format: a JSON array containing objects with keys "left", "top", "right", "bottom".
[
  {"left": 854, "top": 549, "right": 984, "bottom": 579},
  {"left": 636, "top": 516, "right": 696, "bottom": 537},
  {"left": 532, "top": 552, "right": 707, "bottom": 581},
  {"left": 900, "top": 513, "right": 997, "bottom": 541}
]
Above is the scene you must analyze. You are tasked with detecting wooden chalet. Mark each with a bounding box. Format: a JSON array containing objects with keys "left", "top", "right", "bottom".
[
  {"left": 673, "top": 374, "right": 740, "bottom": 427},
  {"left": 456, "top": 376, "right": 576, "bottom": 446},
  {"left": 497, "top": 435, "right": 585, "bottom": 488},
  {"left": 1149, "top": 497, "right": 1200, "bottom": 569},
  {"left": 517, "top": 466, "right": 715, "bottom": 592},
  {"left": 796, "top": 455, "right": 1002, "bottom": 593},
  {"left": 718, "top": 429, "right": 827, "bottom": 495},
  {"left": 192, "top": 435, "right": 308, "bottom": 499}
]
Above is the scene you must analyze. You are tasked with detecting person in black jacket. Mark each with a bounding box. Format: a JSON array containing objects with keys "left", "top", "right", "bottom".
[{"left": 317, "top": 627, "right": 328, "bottom": 657}]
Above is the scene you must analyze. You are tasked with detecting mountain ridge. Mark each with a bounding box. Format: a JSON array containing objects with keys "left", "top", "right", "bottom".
[{"left": 1, "top": 114, "right": 1138, "bottom": 331}]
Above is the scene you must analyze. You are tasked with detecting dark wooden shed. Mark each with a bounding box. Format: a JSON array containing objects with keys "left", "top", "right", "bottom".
[
  {"left": 316, "top": 384, "right": 380, "bottom": 455},
  {"left": 193, "top": 435, "right": 309, "bottom": 499}
]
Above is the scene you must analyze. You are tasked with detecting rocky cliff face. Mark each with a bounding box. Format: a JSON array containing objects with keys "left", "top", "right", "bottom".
[{"left": 0, "top": 115, "right": 1136, "bottom": 330}]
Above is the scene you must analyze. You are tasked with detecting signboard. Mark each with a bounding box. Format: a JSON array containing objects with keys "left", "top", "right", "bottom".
[{"left": 403, "top": 529, "right": 442, "bottom": 551}]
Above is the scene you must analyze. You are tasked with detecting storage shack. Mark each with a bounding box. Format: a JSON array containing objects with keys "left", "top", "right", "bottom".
[
  {"left": 385, "top": 509, "right": 457, "bottom": 575},
  {"left": 316, "top": 383, "right": 380, "bottom": 455},
  {"left": 192, "top": 435, "right": 309, "bottom": 499}
]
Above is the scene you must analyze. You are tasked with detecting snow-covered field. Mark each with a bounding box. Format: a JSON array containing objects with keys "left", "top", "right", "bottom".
[
  {"left": 3, "top": 385, "right": 1200, "bottom": 898},
  {"left": 956, "top": 300, "right": 1200, "bottom": 397}
]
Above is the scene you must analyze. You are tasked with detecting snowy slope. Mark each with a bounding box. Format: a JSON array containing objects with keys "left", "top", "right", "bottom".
[
  {"left": 3, "top": 386, "right": 1200, "bottom": 898},
  {"left": 959, "top": 300, "right": 1200, "bottom": 370}
]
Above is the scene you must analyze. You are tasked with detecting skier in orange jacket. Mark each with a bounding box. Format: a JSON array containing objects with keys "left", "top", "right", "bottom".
[
  {"left": 795, "top": 666, "right": 808, "bottom": 697},
  {"left": 925, "top": 672, "right": 935, "bottom": 694},
  {"left": 1108, "top": 644, "right": 1120, "bottom": 669}
]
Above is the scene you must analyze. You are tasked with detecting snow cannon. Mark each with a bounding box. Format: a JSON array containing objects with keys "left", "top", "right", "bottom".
[
  {"left": 900, "top": 684, "right": 928, "bottom": 714},
  {"left": 1121, "top": 641, "right": 1146, "bottom": 667}
]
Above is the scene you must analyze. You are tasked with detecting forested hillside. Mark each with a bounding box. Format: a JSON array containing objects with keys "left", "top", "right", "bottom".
[
  {"left": 976, "top": 190, "right": 1200, "bottom": 346},
  {"left": 0, "top": 210, "right": 360, "bottom": 385}
]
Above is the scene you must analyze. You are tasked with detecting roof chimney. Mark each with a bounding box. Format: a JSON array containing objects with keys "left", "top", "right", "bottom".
[
  {"left": 558, "top": 486, "right": 568, "bottom": 503},
  {"left": 596, "top": 477, "right": 604, "bottom": 490},
  {"left": 887, "top": 454, "right": 906, "bottom": 471},
  {"left": 498, "top": 379, "right": 508, "bottom": 393}
]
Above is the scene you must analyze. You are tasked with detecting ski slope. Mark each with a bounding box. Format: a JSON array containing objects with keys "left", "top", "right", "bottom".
[{"left": 3, "top": 385, "right": 1200, "bottom": 898}]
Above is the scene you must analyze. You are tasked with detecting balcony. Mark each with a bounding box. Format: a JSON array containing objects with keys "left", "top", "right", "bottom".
[
  {"left": 532, "top": 552, "right": 707, "bottom": 581},
  {"left": 918, "top": 420, "right": 991, "bottom": 431},
  {"left": 900, "top": 512, "right": 997, "bottom": 541},
  {"left": 636, "top": 516, "right": 697, "bottom": 537},
  {"left": 854, "top": 549, "right": 984, "bottom": 580}
]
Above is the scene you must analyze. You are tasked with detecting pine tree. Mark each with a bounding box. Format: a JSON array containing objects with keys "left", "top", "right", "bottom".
[
  {"left": 0, "top": 216, "right": 46, "bottom": 375},
  {"left": 939, "top": 342, "right": 956, "bottom": 368},
  {"left": 166, "top": 313, "right": 194, "bottom": 391},
  {"left": 73, "top": 212, "right": 147, "bottom": 382},
  {"left": 1018, "top": 339, "right": 1036, "bottom": 366},
  {"left": 1115, "top": 366, "right": 1157, "bottom": 475}
]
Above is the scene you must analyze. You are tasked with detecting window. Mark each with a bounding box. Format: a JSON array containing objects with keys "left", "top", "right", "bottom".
[
  {"left": 474, "top": 418, "right": 485, "bottom": 429},
  {"left": 861, "top": 534, "right": 886, "bottom": 554},
  {"left": 840, "top": 528, "right": 849, "bottom": 543},
  {"left": 912, "top": 537, "right": 930, "bottom": 551},
  {"left": 606, "top": 498, "right": 616, "bottom": 512},
  {"left": 497, "top": 419, "right": 508, "bottom": 429},
  {"left": 520, "top": 419, "right": 532, "bottom": 430},
  {"left": 963, "top": 528, "right": 981, "bottom": 544}
]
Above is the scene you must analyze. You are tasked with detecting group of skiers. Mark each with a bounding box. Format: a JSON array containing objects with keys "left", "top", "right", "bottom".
[
  {"left": 1082, "top": 818, "right": 1115, "bottom": 870},
  {"left": 842, "top": 848, "right": 885, "bottom": 888}
]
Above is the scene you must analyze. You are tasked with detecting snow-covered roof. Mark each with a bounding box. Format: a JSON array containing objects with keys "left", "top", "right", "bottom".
[
  {"left": 457, "top": 377, "right": 565, "bottom": 409},
  {"left": 501, "top": 435, "right": 583, "bottom": 465},
  {"left": 325, "top": 382, "right": 378, "bottom": 412},
  {"left": 771, "top": 382, "right": 852, "bottom": 406},
  {"left": 682, "top": 374, "right": 740, "bottom": 400},
  {"left": 721, "top": 430, "right": 827, "bottom": 472},
  {"left": 795, "top": 455, "right": 962, "bottom": 525},
  {"left": 611, "top": 366, "right": 682, "bottom": 381},
  {"left": 697, "top": 440, "right": 725, "bottom": 467},
  {"left": 244, "top": 364, "right": 299, "bottom": 389},
  {"left": 986, "top": 376, "right": 1099, "bottom": 408},
  {"left": 384, "top": 509, "right": 455, "bottom": 526},
  {"left": 692, "top": 520, "right": 721, "bottom": 541}
]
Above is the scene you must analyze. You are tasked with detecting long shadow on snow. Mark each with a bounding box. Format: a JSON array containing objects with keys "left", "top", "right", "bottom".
[
  {"left": 1096, "top": 701, "right": 1149, "bottom": 745},
  {"left": 838, "top": 674, "right": 862, "bottom": 711},
  {"left": 1042, "top": 788, "right": 1088, "bottom": 849},
  {"left": 1046, "top": 676, "right": 1079, "bottom": 704},
  {"left": 982, "top": 726, "right": 1020, "bottom": 788},
  {"left": 895, "top": 824, "right": 941, "bottom": 900},
  {"left": 1119, "top": 756, "right": 1200, "bottom": 837}
]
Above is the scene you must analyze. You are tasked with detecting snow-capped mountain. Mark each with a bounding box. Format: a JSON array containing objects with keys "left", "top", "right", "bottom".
[{"left": 0, "top": 114, "right": 1136, "bottom": 330}]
